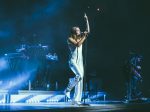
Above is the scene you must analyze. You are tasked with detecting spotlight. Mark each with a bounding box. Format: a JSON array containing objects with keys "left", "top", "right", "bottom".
[{"left": 4, "top": 54, "right": 8, "bottom": 56}]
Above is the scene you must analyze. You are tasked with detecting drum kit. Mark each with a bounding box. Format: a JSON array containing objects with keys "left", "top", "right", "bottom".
[
  {"left": 2, "top": 44, "right": 58, "bottom": 90},
  {"left": 5, "top": 44, "right": 58, "bottom": 61}
]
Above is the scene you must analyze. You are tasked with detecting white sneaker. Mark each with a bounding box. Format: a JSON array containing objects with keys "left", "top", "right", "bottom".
[
  {"left": 64, "top": 90, "right": 70, "bottom": 99},
  {"left": 71, "top": 101, "right": 82, "bottom": 105}
]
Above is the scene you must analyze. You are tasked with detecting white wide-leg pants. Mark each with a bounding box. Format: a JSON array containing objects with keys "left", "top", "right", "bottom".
[{"left": 67, "top": 60, "right": 84, "bottom": 102}]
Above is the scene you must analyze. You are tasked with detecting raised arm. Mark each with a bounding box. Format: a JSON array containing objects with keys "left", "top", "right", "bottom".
[{"left": 84, "top": 13, "right": 90, "bottom": 33}]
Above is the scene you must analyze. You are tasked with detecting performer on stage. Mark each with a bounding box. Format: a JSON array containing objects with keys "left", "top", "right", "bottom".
[
  {"left": 123, "top": 53, "right": 143, "bottom": 101},
  {"left": 64, "top": 13, "right": 90, "bottom": 105}
]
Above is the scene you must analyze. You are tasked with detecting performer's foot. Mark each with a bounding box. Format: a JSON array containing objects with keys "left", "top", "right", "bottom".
[
  {"left": 71, "top": 101, "right": 82, "bottom": 105},
  {"left": 64, "top": 90, "right": 70, "bottom": 99}
]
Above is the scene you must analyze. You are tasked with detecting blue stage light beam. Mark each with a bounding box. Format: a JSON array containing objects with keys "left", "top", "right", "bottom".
[
  {"left": 0, "top": 58, "right": 8, "bottom": 71},
  {"left": 0, "top": 69, "right": 37, "bottom": 90}
]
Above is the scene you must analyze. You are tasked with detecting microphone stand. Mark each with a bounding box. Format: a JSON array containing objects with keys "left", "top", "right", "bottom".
[
  {"left": 82, "top": 12, "right": 90, "bottom": 106},
  {"left": 82, "top": 34, "right": 90, "bottom": 106}
]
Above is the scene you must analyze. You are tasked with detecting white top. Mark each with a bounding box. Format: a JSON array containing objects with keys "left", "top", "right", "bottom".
[{"left": 67, "top": 40, "right": 83, "bottom": 64}]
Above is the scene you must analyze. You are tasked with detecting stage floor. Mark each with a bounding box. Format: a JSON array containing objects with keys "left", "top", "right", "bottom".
[
  {"left": 0, "top": 90, "right": 149, "bottom": 111},
  {"left": 0, "top": 101, "right": 150, "bottom": 112}
]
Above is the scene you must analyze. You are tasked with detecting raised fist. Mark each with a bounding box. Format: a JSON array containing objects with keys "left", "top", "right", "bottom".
[{"left": 84, "top": 13, "right": 88, "bottom": 20}]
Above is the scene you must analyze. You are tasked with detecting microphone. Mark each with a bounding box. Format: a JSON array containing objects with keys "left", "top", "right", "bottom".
[
  {"left": 81, "top": 31, "right": 88, "bottom": 34},
  {"left": 80, "top": 32, "right": 88, "bottom": 37}
]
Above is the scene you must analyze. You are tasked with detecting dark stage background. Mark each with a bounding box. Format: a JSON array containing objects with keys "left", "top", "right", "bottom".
[{"left": 0, "top": 0, "right": 150, "bottom": 100}]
